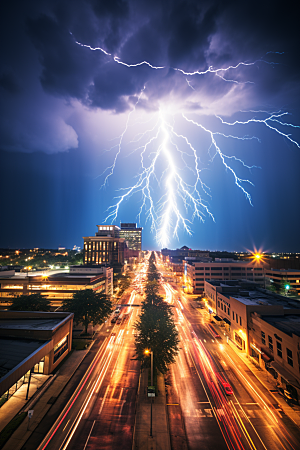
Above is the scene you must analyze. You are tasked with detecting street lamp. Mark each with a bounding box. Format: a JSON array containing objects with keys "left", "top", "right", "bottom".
[
  {"left": 285, "top": 284, "right": 290, "bottom": 296},
  {"left": 144, "top": 349, "right": 153, "bottom": 386},
  {"left": 144, "top": 349, "right": 154, "bottom": 437}
]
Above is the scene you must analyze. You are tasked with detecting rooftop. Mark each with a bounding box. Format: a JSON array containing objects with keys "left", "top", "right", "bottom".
[
  {"left": 0, "top": 318, "right": 63, "bottom": 331},
  {"left": 260, "top": 315, "right": 300, "bottom": 337},
  {"left": 0, "top": 338, "right": 46, "bottom": 378},
  {"left": 209, "top": 280, "right": 300, "bottom": 309}
]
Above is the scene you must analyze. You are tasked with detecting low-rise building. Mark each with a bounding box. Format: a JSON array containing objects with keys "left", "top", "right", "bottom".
[
  {"left": 161, "top": 246, "right": 210, "bottom": 264},
  {"left": 249, "top": 312, "right": 300, "bottom": 401},
  {"left": 185, "top": 260, "right": 266, "bottom": 294},
  {"left": 204, "top": 280, "right": 300, "bottom": 401},
  {"left": 0, "top": 311, "right": 73, "bottom": 403},
  {"left": 0, "top": 267, "right": 113, "bottom": 307},
  {"left": 265, "top": 268, "right": 300, "bottom": 297}
]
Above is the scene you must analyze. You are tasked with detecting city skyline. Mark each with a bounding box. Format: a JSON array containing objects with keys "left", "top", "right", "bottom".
[{"left": 1, "top": 0, "right": 300, "bottom": 252}]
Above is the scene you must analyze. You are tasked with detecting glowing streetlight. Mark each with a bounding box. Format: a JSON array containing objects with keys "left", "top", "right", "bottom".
[
  {"left": 144, "top": 349, "right": 153, "bottom": 386},
  {"left": 285, "top": 284, "right": 290, "bottom": 296},
  {"left": 144, "top": 348, "right": 154, "bottom": 437}
]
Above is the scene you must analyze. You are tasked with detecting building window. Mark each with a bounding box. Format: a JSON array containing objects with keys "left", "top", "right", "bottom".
[
  {"left": 287, "top": 348, "right": 293, "bottom": 366},
  {"left": 261, "top": 331, "right": 266, "bottom": 345},
  {"left": 33, "top": 357, "right": 45, "bottom": 374},
  {"left": 221, "top": 303, "right": 223, "bottom": 310},
  {"left": 232, "top": 311, "right": 235, "bottom": 320},
  {"left": 224, "top": 305, "right": 226, "bottom": 313},
  {"left": 227, "top": 307, "right": 230, "bottom": 315},
  {"left": 218, "top": 301, "right": 220, "bottom": 307},
  {"left": 277, "top": 341, "right": 282, "bottom": 358},
  {"left": 239, "top": 316, "right": 242, "bottom": 326},
  {"left": 236, "top": 314, "right": 238, "bottom": 323},
  {"left": 53, "top": 335, "right": 69, "bottom": 364},
  {"left": 268, "top": 335, "right": 273, "bottom": 352}
]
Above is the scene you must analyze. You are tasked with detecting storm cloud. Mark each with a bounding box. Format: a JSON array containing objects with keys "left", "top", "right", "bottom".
[{"left": 1, "top": 0, "right": 299, "bottom": 154}]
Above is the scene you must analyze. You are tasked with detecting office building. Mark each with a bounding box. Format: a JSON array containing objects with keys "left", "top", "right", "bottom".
[
  {"left": 0, "top": 267, "right": 113, "bottom": 308},
  {"left": 184, "top": 259, "right": 266, "bottom": 294},
  {"left": 119, "top": 223, "right": 142, "bottom": 252},
  {"left": 83, "top": 225, "right": 125, "bottom": 267}
]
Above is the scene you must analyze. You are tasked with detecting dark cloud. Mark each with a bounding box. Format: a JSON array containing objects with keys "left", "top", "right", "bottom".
[
  {"left": 0, "top": 71, "right": 21, "bottom": 94},
  {"left": 1, "top": 0, "right": 300, "bottom": 153}
]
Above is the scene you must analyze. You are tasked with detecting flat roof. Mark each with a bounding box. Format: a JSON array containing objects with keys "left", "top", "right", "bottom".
[
  {"left": 0, "top": 318, "right": 63, "bottom": 331},
  {"left": 208, "top": 280, "right": 300, "bottom": 309},
  {"left": 261, "top": 315, "right": 300, "bottom": 337},
  {"left": 0, "top": 338, "right": 44, "bottom": 378}
]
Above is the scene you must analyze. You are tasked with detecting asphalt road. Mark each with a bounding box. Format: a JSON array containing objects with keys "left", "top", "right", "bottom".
[{"left": 34, "top": 261, "right": 148, "bottom": 450}]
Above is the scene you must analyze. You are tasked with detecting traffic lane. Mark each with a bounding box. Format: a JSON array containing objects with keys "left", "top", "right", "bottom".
[
  {"left": 215, "top": 342, "right": 300, "bottom": 450},
  {"left": 23, "top": 331, "right": 112, "bottom": 450},
  {"left": 40, "top": 332, "right": 119, "bottom": 450},
  {"left": 67, "top": 313, "right": 140, "bottom": 450},
  {"left": 172, "top": 331, "right": 229, "bottom": 450},
  {"left": 165, "top": 368, "right": 188, "bottom": 450},
  {"left": 191, "top": 321, "right": 300, "bottom": 450},
  {"left": 176, "top": 307, "right": 269, "bottom": 450}
]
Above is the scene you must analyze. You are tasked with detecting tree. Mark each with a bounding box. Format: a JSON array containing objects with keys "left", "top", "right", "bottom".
[
  {"left": 10, "top": 293, "right": 51, "bottom": 311},
  {"left": 62, "top": 289, "right": 112, "bottom": 334},
  {"left": 134, "top": 251, "right": 179, "bottom": 374},
  {"left": 134, "top": 304, "right": 179, "bottom": 374}
]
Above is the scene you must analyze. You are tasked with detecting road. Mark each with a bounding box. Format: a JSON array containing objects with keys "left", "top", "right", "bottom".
[
  {"left": 157, "top": 255, "right": 300, "bottom": 450},
  {"left": 34, "top": 253, "right": 300, "bottom": 450},
  {"left": 36, "top": 261, "right": 148, "bottom": 450}
]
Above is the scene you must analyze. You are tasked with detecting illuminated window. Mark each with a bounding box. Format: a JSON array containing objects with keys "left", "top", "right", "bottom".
[{"left": 53, "top": 335, "right": 69, "bottom": 363}]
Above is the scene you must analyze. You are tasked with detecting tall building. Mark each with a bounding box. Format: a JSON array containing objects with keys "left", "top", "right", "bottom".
[
  {"left": 83, "top": 225, "right": 125, "bottom": 267},
  {"left": 119, "top": 223, "right": 142, "bottom": 251}
]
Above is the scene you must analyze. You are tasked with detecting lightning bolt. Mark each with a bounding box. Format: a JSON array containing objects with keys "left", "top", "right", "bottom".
[{"left": 72, "top": 36, "right": 300, "bottom": 247}]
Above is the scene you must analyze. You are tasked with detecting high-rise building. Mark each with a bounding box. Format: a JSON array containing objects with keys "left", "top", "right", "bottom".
[
  {"left": 119, "top": 223, "right": 142, "bottom": 251},
  {"left": 83, "top": 225, "right": 125, "bottom": 267}
]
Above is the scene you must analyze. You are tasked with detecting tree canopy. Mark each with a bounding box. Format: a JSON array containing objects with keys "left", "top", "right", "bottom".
[
  {"left": 10, "top": 293, "right": 51, "bottom": 311},
  {"left": 63, "top": 289, "right": 112, "bottom": 334},
  {"left": 134, "top": 252, "right": 179, "bottom": 374}
]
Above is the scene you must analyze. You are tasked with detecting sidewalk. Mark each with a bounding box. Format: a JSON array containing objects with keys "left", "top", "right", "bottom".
[
  {"left": 0, "top": 347, "right": 90, "bottom": 450},
  {"left": 133, "top": 369, "right": 171, "bottom": 450},
  {"left": 0, "top": 373, "right": 51, "bottom": 433}
]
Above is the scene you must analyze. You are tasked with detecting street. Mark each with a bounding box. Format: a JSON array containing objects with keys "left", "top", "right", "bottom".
[{"left": 32, "top": 255, "right": 300, "bottom": 450}]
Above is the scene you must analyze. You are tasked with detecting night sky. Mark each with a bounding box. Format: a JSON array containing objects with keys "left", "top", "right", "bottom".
[{"left": 1, "top": 0, "right": 300, "bottom": 252}]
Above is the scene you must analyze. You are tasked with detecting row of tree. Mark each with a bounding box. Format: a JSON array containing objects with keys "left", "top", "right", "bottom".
[{"left": 134, "top": 252, "right": 179, "bottom": 374}]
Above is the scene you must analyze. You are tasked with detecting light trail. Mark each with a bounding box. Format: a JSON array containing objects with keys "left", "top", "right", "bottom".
[{"left": 73, "top": 35, "right": 300, "bottom": 247}]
